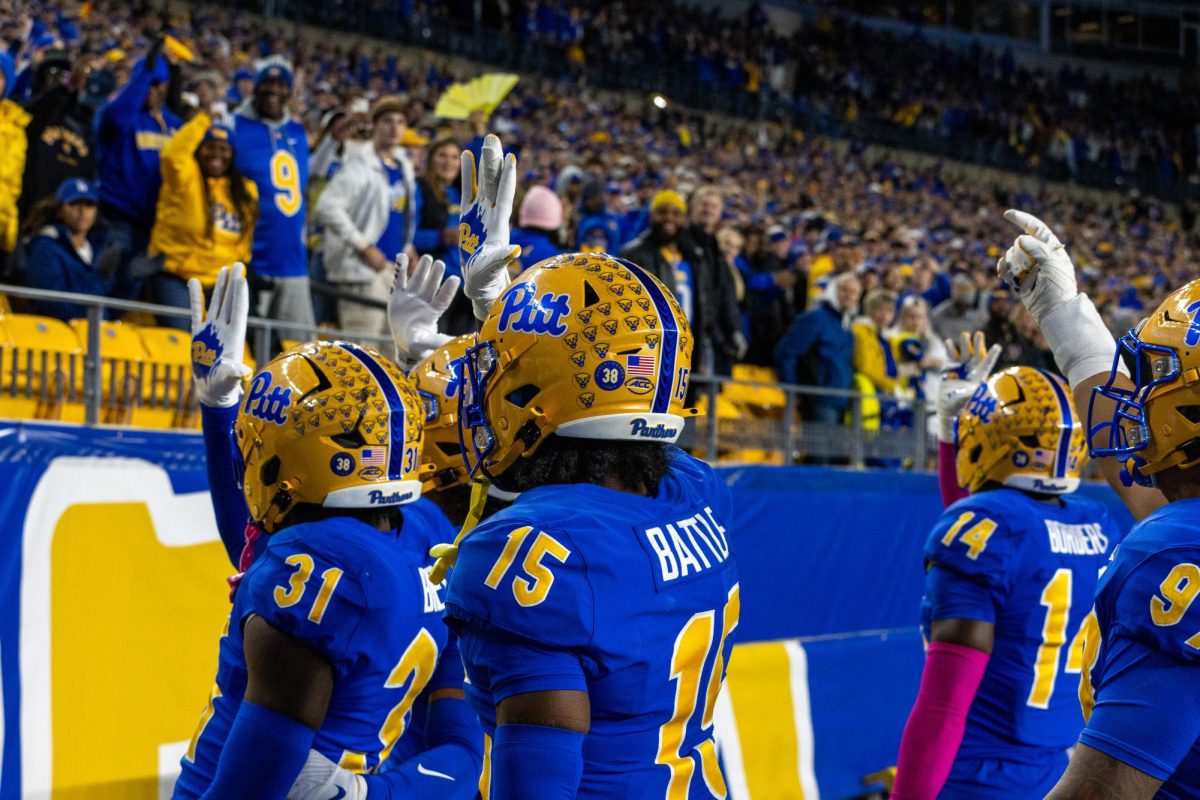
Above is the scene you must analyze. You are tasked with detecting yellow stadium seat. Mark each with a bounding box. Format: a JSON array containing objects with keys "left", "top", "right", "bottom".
[
  {"left": 70, "top": 320, "right": 148, "bottom": 425},
  {"left": 0, "top": 314, "right": 86, "bottom": 422},
  {"left": 136, "top": 327, "right": 195, "bottom": 430}
]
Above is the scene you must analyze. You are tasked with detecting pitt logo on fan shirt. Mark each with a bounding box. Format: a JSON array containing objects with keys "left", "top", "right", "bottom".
[{"left": 640, "top": 505, "right": 731, "bottom": 587}]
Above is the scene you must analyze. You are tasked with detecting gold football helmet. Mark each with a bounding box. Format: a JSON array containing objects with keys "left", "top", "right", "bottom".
[
  {"left": 956, "top": 366, "right": 1087, "bottom": 494},
  {"left": 1090, "top": 279, "right": 1200, "bottom": 485},
  {"left": 459, "top": 252, "right": 693, "bottom": 481},
  {"left": 234, "top": 340, "right": 425, "bottom": 532},
  {"left": 412, "top": 333, "right": 475, "bottom": 492}
]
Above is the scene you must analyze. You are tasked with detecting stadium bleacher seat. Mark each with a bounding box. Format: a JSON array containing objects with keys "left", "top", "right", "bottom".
[
  {"left": 136, "top": 327, "right": 195, "bottom": 429},
  {"left": 70, "top": 320, "right": 147, "bottom": 425},
  {"left": 0, "top": 314, "right": 86, "bottom": 422}
]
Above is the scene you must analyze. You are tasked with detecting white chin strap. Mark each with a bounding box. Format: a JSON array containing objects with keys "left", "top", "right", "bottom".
[
  {"left": 1005, "top": 474, "right": 1080, "bottom": 495},
  {"left": 323, "top": 479, "right": 423, "bottom": 508}
]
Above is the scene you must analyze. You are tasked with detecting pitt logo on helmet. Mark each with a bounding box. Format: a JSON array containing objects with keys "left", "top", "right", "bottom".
[
  {"left": 458, "top": 252, "right": 693, "bottom": 482},
  {"left": 245, "top": 371, "right": 292, "bottom": 425},
  {"left": 235, "top": 340, "right": 425, "bottom": 532},
  {"left": 956, "top": 366, "right": 1086, "bottom": 495},
  {"left": 497, "top": 282, "right": 571, "bottom": 337}
]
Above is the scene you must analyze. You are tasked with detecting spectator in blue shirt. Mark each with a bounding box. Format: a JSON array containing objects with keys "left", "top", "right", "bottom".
[
  {"left": 575, "top": 180, "right": 622, "bottom": 252},
  {"left": 95, "top": 37, "right": 180, "bottom": 281},
  {"left": 415, "top": 136, "right": 472, "bottom": 333}
]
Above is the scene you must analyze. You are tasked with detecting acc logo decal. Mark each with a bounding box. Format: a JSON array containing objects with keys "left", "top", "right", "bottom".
[
  {"left": 646, "top": 333, "right": 661, "bottom": 349},
  {"left": 595, "top": 360, "right": 625, "bottom": 391},
  {"left": 458, "top": 222, "right": 479, "bottom": 255},
  {"left": 246, "top": 372, "right": 293, "bottom": 425},
  {"left": 577, "top": 392, "right": 595, "bottom": 409},
  {"left": 602, "top": 320, "right": 619, "bottom": 336},
  {"left": 330, "top": 453, "right": 356, "bottom": 476},
  {"left": 358, "top": 466, "right": 384, "bottom": 480},
  {"left": 191, "top": 325, "right": 223, "bottom": 378},
  {"left": 574, "top": 372, "right": 590, "bottom": 389},
  {"left": 570, "top": 351, "right": 587, "bottom": 367},
  {"left": 497, "top": 283, "right": 571, "bottom": 336},
  {"left": 626, "top": 376, "right": 653, "bottom": 395}
]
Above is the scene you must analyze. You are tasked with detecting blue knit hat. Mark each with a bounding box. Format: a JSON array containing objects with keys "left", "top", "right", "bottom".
[{"left": 254, "top": 60, "right": 293, "bottom": 90}]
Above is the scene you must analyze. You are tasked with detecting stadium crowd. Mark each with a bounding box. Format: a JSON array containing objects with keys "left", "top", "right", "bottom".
[{"left": 0, "top": 0, "right": 1191, "bottom": 421}]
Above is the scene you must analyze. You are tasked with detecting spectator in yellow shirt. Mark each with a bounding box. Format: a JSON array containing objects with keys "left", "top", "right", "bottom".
[
  {"left": 147, "top": 107, "right": 257, "bottom": 328},
  {"left": 0, "top": 51, "right": 30, "bottom": 265},
  {"left": 852, "top": 289, "right": 904, "bottom": 396}
]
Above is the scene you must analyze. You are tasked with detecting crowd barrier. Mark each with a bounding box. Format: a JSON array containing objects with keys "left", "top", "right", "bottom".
[{"left": 0, "top": 421, "right": 1134, "bottom": 799}]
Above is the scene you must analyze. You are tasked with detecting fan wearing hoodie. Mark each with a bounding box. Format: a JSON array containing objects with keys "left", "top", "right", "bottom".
[
  {"left": 231, "top": 59, "right": 313, "bottom": 326},
  {"left": 316, "top": 95, "right": 420, "bottom": 343},
  {"left": 0, "top": 50, "right": 30, "bottom": 264}
]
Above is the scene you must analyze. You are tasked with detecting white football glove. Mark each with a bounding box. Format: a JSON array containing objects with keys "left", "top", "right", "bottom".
[
  {"left": 996, "top": 209, "right": 1078, "bottom": 324},
  {"left": 996, "top": 209, "right": 1126, "bottom": 388},
  {"left": 389, "top": 253, "right": 458, "bottom": 366},
  {"left": 287, "top": 749, "right": 367, "bottom": 800},
  {"left": 189, "top": 263, "right": 251, "bottom": 408},
  {"left": 459, "top": 134, "right": 521, "bottom": 321},
  {"left": 936, "top": 331, "right": 1001, "bottom": 444}
]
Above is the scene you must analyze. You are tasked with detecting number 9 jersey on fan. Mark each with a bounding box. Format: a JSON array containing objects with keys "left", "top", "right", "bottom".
[{"left": 444, "top": 449, "right": 739, "bottom": 798}]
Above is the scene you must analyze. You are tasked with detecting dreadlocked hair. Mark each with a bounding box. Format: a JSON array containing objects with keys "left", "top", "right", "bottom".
[{"left": 496, "top": 435, "right": 672, "bottom": 496}]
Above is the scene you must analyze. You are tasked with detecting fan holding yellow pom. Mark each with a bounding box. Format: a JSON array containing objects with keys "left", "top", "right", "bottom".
[{"left": 434, "top": 73, "right": 519, "bottom": 120}]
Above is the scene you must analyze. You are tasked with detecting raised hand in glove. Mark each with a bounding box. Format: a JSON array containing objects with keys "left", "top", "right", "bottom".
[
  {"left": 459, "top": 134, "right": 521, "bottom": 321},
  {"left": 936, "top": 331, "right": 1001, "bottom": 444},
  {"left": 996, "top": 209, "right": 1078, "bottom": 324},
  {"left": 388, "top": 253, "right": 458, "bottom": 366},
  {"left": 189, "top": 264, "right": 251, "bottom": 409}
]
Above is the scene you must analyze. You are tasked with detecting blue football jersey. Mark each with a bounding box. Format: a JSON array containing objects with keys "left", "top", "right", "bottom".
[
  {"left": 921, "top": 489, "right": 1116, "bottom": 766},
  {"left": 232, "top": 112, "right": 310, "bottom": 278},
  {"left": 173, "top": 500, "right": 460, "bottom": 798},
  {"left": 1079, "top": 498, "right": 1200, "bottom": 799},
  {"left": 445, "top": 448, "right": 739, "bottom": 799}
]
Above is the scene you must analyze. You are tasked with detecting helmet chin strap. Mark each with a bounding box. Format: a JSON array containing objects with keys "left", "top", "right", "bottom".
[{"left": 428, "top": 478, "right": 490, "bottom": 584}]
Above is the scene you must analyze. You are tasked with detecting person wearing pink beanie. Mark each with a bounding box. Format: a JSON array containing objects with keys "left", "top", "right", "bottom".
[{"left": 510, "top": 185, "right": 564, "bottom": 271}]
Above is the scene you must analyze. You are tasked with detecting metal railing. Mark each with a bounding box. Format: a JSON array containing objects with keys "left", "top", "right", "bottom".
[
  {"left": 0, "top": 283, "right": 392, "bottom": 427},
  {"left": 0, "top": 283, "right": 936, "bottom": 467},
  {"left": 688, "top": 373, "right": 932, "bottom": 472}
]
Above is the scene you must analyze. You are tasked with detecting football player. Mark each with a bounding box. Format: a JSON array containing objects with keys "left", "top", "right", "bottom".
[
  {"left": 175, "top": 265, "right": 482, "bottom": 800},
  {"left": 892, "top": 359, "right": 1121, "bottom": 800},
  {"left": 423, "top": 248, "right": 738, "bottom": 799},
  {"left": 998, "top": 212, "right": 1200, "bottom": 799}
]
